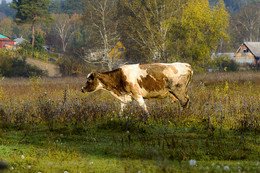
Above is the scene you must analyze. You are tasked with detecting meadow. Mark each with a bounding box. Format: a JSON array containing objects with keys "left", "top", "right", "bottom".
[{"left": 0, "top": 72, "right": 259, "bottom": 172}]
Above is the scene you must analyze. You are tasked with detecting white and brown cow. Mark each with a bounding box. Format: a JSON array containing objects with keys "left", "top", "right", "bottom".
[{"left": 81, "top": 63, "right": 193, "bottom": 114}]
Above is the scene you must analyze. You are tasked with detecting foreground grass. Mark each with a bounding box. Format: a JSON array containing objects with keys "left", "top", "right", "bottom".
[
  {"left": 0, "top": 72, "right": 260, "bottom": 172},
  {"left": 1, "top": 120, "right": 259, "bottom": 173}
]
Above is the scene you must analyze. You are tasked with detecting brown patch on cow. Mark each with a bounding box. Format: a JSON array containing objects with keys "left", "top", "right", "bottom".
[
  {"left": 97, "top": 68, "right": 128, "bottom": 96},
  {"left": 139, "top": 63, "right": 166, "bottom": 70},
  {"left": 138, "top": 64, "right": 168, "bottom": 91},
  {"left": 170, "top": 66, "right": 178, "bottom": 74},
  {"left": 178, "top": 76, "right": 187, "bottom": 85}
]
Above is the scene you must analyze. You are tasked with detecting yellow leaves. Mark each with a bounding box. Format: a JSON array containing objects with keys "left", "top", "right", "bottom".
[
  {"left": 181, "top": 0, "right": 229, "bottom": 36},
  {"left": 0, "top": 88, "right": 3, "bottom": 101},
  {"left": 108, "top": 41, "right": 126, "bottom": 59},
  {"left": 172, "top": 0, "right": 230, "bottom": 63}
]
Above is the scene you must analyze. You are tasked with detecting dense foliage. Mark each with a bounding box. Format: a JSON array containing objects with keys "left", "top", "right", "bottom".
[
  {"left": 10, "top": 0, "right": 52, "bottom": 48},
  {"left": 0, "top": 53, "right": 44, "bottom": 77},
  {"left": 0, "top": 0, "right": 259, "bottom": 74},
  {"left": 212, "top": 55, "right": 239, "bottom": 72}
]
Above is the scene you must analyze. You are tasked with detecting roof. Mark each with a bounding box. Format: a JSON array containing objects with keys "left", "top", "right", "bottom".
[
  {"left": 14, "top": 37, "right": 26, "bottom": 45},
  {"left": 244, "top": 42, "right": 260, "bottom": 58},
  {"left": 0, "top": 34, "right": 8, "bottom": 39},
  {"left": 211, "top": 52, "right": 234, "bottom": 59}
]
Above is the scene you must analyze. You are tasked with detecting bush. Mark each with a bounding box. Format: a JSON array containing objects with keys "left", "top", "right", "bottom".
[
  {"left": 58, "top": 47, "right": 99, "bottom": 76},
  {"left": 212, "top": 55, "right": 239, "bottom": 72},
  {"left": 0, "top": 55, "right": 44, "bottom": 77}
]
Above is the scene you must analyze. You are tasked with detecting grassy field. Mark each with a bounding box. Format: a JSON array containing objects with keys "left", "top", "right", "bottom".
[{"left": 0, "top": 72, "right": 259, "bottom": 172}]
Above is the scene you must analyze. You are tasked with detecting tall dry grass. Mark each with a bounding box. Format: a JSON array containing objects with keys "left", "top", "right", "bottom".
[{"left": 0, "top": 72, "right": 259, "bottom": 132}]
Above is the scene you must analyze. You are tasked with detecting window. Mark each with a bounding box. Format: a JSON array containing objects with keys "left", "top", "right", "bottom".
[{"left": 243, "top": 49, "right": 248, "bottom": 53}]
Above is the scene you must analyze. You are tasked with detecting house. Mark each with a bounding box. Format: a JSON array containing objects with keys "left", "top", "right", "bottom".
[
  {"left": 0, "top": 34, "right": 15, "bottom": 50},
  {"left": 211, "top": 52, "right": 235, "bottom": 59},
  {"left": 233, "top": 42, "right": 260, "bottom": 65},
  {"left": 13, "top": 37, "right": 26, "bottom": 46}
]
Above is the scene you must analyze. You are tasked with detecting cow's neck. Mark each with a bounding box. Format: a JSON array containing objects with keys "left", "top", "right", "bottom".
[{"left": 97, "top": 69, "right": 126, "bottom": 97}]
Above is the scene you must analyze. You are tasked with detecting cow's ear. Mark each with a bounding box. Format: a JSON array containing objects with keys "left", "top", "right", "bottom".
[{"left": 89, "top": 72, "right": 97, "bottom": 80}]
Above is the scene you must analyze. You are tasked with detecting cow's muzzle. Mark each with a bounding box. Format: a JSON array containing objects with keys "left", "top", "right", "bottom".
[{"left": 81, "top": 87, "right": 85, "bottom": 93}]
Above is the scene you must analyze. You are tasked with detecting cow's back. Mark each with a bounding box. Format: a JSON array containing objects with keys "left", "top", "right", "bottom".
[
  {"left": 161, "top": 63, "right": 192, "bottom": 79},
  {"left": 119, "top": 63, "right": 192, "bottom": 98}
]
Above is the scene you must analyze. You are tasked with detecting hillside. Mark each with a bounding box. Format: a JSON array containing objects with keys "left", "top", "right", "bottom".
[{"left": 26, "top": 58, "right": 62, "bottom": 77}]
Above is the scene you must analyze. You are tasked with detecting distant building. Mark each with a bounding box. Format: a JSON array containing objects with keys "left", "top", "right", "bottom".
[
  {"left": 211, "top": 52, "right": 235, "bottom": 59},
  {"left": 233, "top": 42, "right": 260, "bottom": 65},
  {"left": 13, "top": 37, "right": 26, "bottom": 46},
  {"left": 0, "top": 34, "right": 15, "bottom": 50}
]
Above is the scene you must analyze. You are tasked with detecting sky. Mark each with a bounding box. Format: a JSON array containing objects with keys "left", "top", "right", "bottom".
[{"left": 0, "top": 0, "right": 12, "bottom": 4}]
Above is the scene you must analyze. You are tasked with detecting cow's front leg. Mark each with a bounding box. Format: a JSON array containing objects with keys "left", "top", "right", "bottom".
[
  {"left": 119, "top": 102, "right": 127, "bottom": 116},
  {"left": 118, "top": 94, "right": 132, "bottom": 116},
  {"left": 134, "top": 95, "right": 149, "bottom": 115}
]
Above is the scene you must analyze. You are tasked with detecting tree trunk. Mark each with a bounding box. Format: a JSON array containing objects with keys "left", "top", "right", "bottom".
[{"left": 32, "top": 21, "right": 35, "bottom": 48}]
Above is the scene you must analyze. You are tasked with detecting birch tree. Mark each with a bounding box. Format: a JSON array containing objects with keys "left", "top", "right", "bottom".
[
  {"left": 52, "top": 14, "right": 70, "bottom": 52},
  {"left": 232, "top": 2, "right": 260, "bottom": 42},
  {"left": 49, "top": 13, "right": 82, "bottom": 52},
  {"left": 120, "top": 0, "right": 182, "bottom": 62},
  {"left": 83, "top": 0, "right": 120, "bottom": 70}
]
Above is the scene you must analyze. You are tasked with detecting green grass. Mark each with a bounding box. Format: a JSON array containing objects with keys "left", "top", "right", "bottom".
[
  {"left": 0, "top": 118, "right": 259, "bottom": 172},
  {"left": 0, "top": 72, "right": 260, "bottom": 172}
]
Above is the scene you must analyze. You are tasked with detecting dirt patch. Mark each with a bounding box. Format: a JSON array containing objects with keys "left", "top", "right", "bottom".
[{"left": 26, "top": 58, "right": 62, "bottom": 77}]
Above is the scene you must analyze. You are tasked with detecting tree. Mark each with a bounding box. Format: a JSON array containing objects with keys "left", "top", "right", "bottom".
[
  {"left": 0, "top": 0, "right": 15, "bottom": 17},
  {"left": 0, "top": 18, "right": 13, "bottom": 37},
  {"left": 120, "top": 0, "right": 182, "bottom": 62},
  {"left": 46, "top": 13, "right": 83, "bottom": 53},
  {"left": 168, "top": 0, "right": 229, "bottom": 70},
  {"left": 12, "top": 22, "right": 31, "bottom": 40},
  {"left": 82, "top": 0, "right": 121, "bottom": 70},
  {"left": 48, "top": 0, "right": 63, "bottom": 14},
  {"left": 62, "top": 0, "right": 85, "bottom": 16},
  {"left": 232, "top": 2, "right": 260, "bottom": 42},
  {"left": 34, "top": 30, "right": 45, "bottom": 51},
  {"left": 11, "top": 0, "right": 52, "bottom": 48},
  {"left": 52, "top": 14, "right": 72, "bottom": 52}
]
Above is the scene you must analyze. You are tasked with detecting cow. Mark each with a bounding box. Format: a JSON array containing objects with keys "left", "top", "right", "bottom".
[{"left": 81, "top": 63, "right": 193, "bottom": 115}]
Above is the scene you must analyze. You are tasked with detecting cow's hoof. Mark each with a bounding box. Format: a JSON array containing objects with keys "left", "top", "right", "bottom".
[{"left": 0, "top": 161, "right": 8, "bottom": 170}]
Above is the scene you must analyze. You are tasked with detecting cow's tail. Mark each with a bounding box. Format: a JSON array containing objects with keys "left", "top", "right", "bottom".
[{"left": 186, "top": 67, "right": 193, "bottom": 88}]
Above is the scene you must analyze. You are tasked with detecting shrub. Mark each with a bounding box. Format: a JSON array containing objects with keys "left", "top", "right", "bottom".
[
  {"left": 0, "top": 55, "right": 44, "bottom": 77},
  {"left": 212, "top": 55, "right": 239, "bottom": 72}
]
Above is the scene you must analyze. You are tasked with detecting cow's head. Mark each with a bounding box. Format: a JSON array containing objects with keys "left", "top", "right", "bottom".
[{"left": 81, "top": 72, "right": 102, "bottom": 93}]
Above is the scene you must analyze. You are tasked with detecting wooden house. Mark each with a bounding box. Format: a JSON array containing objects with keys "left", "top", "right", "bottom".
[
  {"left": 0, "top": 34, "right": 15, "bottom": 50},
  {"left": 233, "top": 42, "right": 260, "bottom": 65}
]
